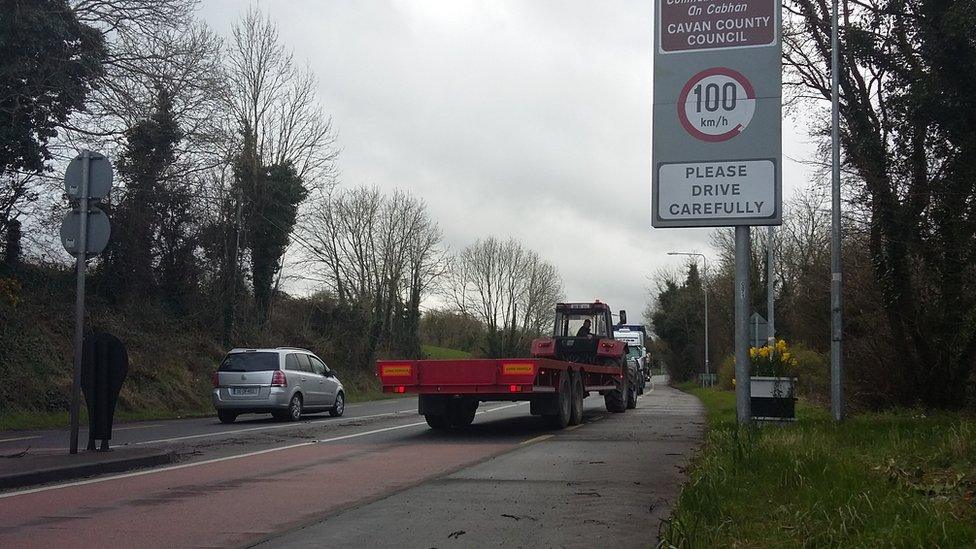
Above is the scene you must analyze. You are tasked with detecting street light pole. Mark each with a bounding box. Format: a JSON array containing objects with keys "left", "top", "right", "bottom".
[
  {"left": 830, "top": 0, "right": 844, "bottom": 421},
  {"left": 667, "top": 252, "right": 709, "bottom": 382}
]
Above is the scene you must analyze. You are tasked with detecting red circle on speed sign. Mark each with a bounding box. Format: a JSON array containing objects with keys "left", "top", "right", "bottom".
[{"left": 677, "top": 67, "right": 756, "bottom": 142}]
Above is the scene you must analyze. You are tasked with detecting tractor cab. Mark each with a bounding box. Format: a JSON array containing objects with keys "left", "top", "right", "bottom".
[
  {"left": 553, "top": 301, "right": 614, "bottom": 339},
  {"left": 536, "top": 301, "right": 623, "bottom": 363}
]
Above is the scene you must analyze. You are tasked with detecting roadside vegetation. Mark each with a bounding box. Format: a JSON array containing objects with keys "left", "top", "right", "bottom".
[
  {"left": 0, "top": 2, "right": 561, "bottom": 429},
  {"left": 660, "top": 385, "right": 976, "bottom": 547}
]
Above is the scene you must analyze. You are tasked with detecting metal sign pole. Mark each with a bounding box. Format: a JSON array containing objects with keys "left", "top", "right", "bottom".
[
  {"left": 703, "top": 257, "right": 709, "bottom": 380},
  {"left": 830, "top": 0, "right": 844, "bottom": 422},
  {"left": 735, "top": 226, "right": 751, "bottom": 423},
  {"left": 767, "top": 226, "right": 775, "bottom": 350},
  {"left": 69, "top": 151, "right": 91, "bottom": 454}
]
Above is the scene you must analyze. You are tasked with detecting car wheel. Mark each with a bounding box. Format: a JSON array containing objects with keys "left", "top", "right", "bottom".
[
  {"left": 276, "top": 394, "right": 302, "bottom": 422},
  {"left": 217, "top": 410, "right": 237, "bottom": 424},
  {"left": 330, "top": 392, "right": 345, "bottom": 417}
]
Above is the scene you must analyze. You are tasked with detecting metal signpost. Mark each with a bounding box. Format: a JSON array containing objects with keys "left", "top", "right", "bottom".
[
  {"left": 653, "top": 0, "right": 782, "bottom": 423},
  {"left": 62, "top": 150, "right": 113, "bottom": 454}
]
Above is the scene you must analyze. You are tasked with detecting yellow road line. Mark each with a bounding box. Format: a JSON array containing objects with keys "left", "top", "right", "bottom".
[
  {"left": 0, "top": 435, "right": 39, "bottom": 443},
  {"left": 520, "top": 434, "right": 554, "bottom": 445}
]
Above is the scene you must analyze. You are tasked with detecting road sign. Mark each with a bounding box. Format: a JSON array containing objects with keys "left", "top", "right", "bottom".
[
  {"left": 750, "top": 312, "right": 769, "bottom": 348},
  {"left": 659, "top": 0, "right": 777, "bottom": 53},
  {"left": 678, "top": 68, "right": 756, "bottom": 142},
  {"left": 65, "top": 151, "right": 113, "bottom": 200},
  {"left": 64, "top": 149, "right": 114, "bottom": 454},
  {"left": 652, "top": 0, "right": 782, "bottom": 228},
  {"left": 60, "top": 206, "right": 111, "bottom": 257}
]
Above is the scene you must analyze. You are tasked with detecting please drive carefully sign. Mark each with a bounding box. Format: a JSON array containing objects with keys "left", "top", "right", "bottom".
[{"left": 652, "top": 0, "right": 782, "bottom": 227}]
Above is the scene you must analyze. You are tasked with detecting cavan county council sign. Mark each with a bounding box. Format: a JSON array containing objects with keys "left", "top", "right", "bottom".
[
  {"left": 652, "top": 0, "right": 782, "bottom": 228},
  {"left": 660, "top": 0, "right": 776, "bottom": 52}
]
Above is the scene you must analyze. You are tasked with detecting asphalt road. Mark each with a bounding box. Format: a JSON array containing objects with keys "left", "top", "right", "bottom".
[{"left": 0, "top": 377, "right": 704, "bottom": 548}]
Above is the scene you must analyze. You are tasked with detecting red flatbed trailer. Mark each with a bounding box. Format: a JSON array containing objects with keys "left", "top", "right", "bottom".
[{"left": 375, "top": 301, "right": 639, "bottom": 430}]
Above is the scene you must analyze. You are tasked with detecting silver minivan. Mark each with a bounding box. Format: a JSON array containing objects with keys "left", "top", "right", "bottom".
[{"left": 211, "top": 348, "right": 345, "bottom": 423}]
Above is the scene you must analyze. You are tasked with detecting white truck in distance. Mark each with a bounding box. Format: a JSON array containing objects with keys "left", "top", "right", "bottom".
[{"left": 614, "top": 324, "right": 650, "bottom": 393}]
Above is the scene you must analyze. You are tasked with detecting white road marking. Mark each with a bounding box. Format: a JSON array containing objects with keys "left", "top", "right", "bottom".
[
  {"left": 113, "top": 424, "right": 163, "bottom": 431},
  {"left": 0, "top": 402, "right": 525, "bottom": 500},
  {"left": 128, "top": 410, "right": 418, "bottom": 446},
  {"left": 0, "top": 435, "right": 39, "bottom": 444}
]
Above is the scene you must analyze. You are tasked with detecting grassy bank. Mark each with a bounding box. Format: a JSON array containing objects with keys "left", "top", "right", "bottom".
[
  {"left": 422, "top": 345, "right": 473, "bottom": 359},
  {"left": 0, "top": 371, "right": 401, "bottom": 432},
  {"left": 660, "top": 385, "right": 976, "bottom": 547}
]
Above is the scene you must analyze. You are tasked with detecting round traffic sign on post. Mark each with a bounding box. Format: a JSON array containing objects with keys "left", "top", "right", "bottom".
[
  {"left": 677, "top": 67, "right": 756, "bottom": 142},
  {"left": 60, "top": 206, "right": 111, "bottom": 258},
  {"left": 65, "top": 151, "right": 113, "bottom": 200}
]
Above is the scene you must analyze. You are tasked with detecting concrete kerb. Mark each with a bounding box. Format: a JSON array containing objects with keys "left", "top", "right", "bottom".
[{"left": 0, "top": 448, "right": 176, "bottom": 491}]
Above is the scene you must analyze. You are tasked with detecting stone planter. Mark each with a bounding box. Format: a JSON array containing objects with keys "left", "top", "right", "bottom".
[{"left": 750, "top": 376, "right": 796, "bottom": 421}]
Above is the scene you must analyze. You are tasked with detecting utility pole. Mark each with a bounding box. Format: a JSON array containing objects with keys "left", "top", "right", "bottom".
[{"left": 830, "top": 0, "right": 844, "bottom": 421}]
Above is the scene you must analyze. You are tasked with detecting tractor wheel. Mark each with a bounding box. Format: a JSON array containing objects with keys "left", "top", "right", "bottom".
[
  {"left": 626, "top": 378, "right": 638, "bottom": 409},
  {"left": 569, "top": 372, "right": 584, "bottom": 426},
  {"left": 545, "top": 372, "right": 572, "bottom": 429},
  {"left": 604, "top": 360, "right": 627, "bottom": 413}
]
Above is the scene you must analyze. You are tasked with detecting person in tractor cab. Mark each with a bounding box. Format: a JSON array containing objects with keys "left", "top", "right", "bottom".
[{"left": 576, "top": 319, "right": 593, "bottom": 338}]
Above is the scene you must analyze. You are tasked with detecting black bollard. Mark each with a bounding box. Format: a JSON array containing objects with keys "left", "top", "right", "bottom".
[{"left": 81, "top": 333, "right": 128, "bottom": 451}]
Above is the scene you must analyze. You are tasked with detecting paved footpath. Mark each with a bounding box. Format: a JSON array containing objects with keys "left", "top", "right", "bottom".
[{"left": 256, "top": 379, "right": 705, "bottom": 548}]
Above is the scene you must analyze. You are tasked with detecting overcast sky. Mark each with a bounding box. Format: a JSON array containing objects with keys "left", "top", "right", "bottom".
[{"left": 198, "top": 0, "right": 817, "bottom": 317}]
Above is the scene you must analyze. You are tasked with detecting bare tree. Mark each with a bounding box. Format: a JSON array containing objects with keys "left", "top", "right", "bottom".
[
  {"left": 301, "top": 186, "right": 445, "bottom": 363},
  {"left": 225, "top": 7, "right": 337, "bottom": 182},
  {"left": 447, "top": 237, "right": 563, "bottom": 357}
]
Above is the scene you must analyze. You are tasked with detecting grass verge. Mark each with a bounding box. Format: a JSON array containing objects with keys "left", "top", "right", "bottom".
[
  {"left": 660, "top": 384, "right": 976, "bottom": 548},
  {"left": 421, "top": 345, "right": 473, "bottom": 359},
  {"left": 1, "top": 371, "right": 405, "bottom": 432},
  {"left": 0, "top": 407, "right": 213, "bottom": 432}
]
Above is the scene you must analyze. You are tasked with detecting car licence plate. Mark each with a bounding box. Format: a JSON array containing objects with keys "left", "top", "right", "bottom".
[{"left": 231, "top": 387, "right": 259, "bottom": 396}]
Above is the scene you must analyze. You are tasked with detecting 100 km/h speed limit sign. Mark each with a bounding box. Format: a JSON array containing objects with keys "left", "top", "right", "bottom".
[{"left": 678, "top": 68, "right": 756, "bottom": 142}]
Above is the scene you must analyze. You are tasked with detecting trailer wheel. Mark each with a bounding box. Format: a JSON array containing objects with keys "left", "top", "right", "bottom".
[
  {"left": 448, "top": 399, "right": 478, "bottom": 428},
  {"left": 545, "top": 373, "right": 572, "bottom": 429},
  {"left": 425, "top": 413, "right": 450, "bottom": 430},
  {"left": 569, "top": 372, "right": 584, "bottom": 426},
  {"left": 604, "top": 360, "right": 627, "bottom": 413}
]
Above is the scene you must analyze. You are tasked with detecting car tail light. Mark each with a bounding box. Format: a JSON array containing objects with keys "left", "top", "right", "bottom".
[
  {"left": 212, "top": 372, "right": 219, "bottom": 388},
  {"left": 271, "top": 370, "right": 287, "bottom": 387},
  {"left": 509, "top": 384, "right": 522, "bottom": 393}
]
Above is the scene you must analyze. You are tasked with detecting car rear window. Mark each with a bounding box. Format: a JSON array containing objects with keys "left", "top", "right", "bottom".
[{"left": 219, "top": 352, "right": 279, "bottom": 372}]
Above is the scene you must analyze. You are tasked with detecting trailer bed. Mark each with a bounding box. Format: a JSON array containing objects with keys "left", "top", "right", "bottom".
[{"left": 376, "top": 357, "right": 622, "bottom": 396}]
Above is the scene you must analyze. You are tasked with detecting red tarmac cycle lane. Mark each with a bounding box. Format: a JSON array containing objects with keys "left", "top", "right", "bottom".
[{"left": 0, "top": 431, "right": 515, "bottom": 548}]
